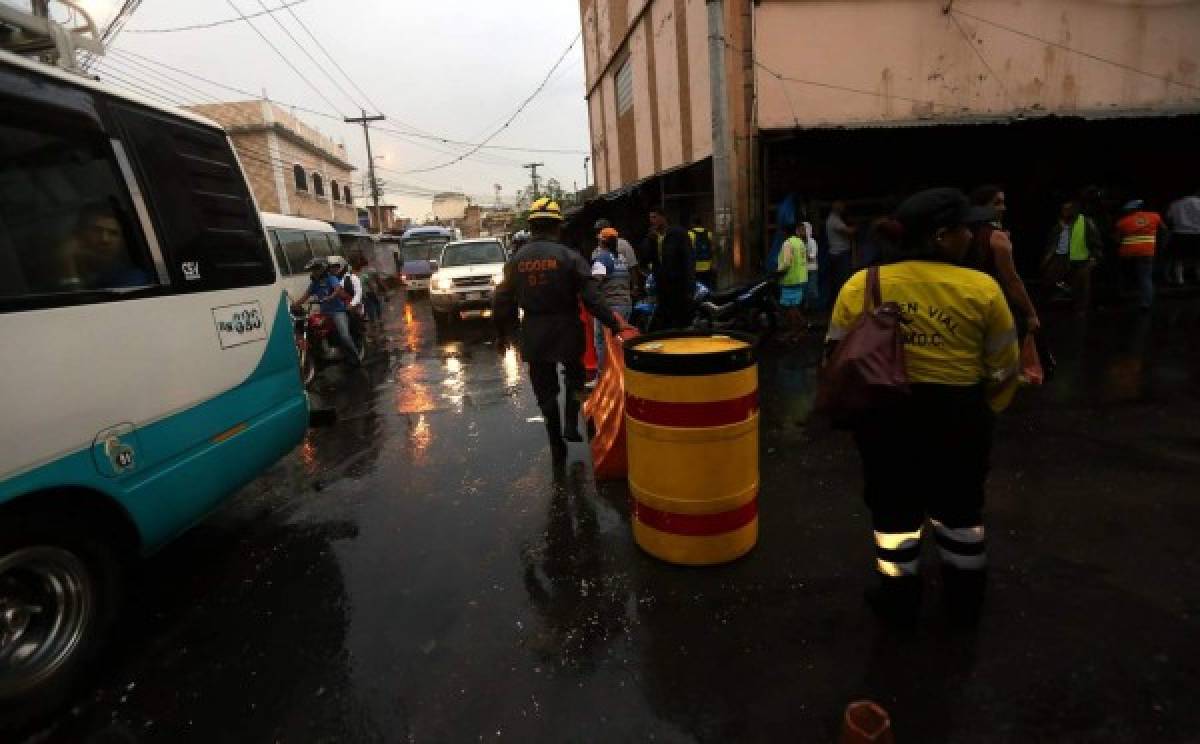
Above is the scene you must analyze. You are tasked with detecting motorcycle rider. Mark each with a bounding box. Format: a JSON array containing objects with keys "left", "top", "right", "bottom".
[
  {"left": 494, "top": 198, "right": 633, "bottom": 460},
  {"left": 292, "top": 258, "right": 361, "bottom": 367}
]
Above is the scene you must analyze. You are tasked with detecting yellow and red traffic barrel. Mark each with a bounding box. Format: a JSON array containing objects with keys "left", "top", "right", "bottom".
[{"left": 623, "top": 331, "right": 759, "bottom": 565}]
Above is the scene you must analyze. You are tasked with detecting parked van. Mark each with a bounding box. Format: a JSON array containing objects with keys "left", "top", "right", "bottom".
[{"left": 0, "top": 48, "right": 307, "bottom": 721}]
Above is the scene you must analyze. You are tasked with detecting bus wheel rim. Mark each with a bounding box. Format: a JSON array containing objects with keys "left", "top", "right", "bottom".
[{"left": 0, "top": 546, "right": 93, "bottom": 697}]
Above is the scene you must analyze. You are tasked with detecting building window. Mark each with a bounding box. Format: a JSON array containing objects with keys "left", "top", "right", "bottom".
[
  {"left": 330, "top": 179, "right": 339, "bottom": 202},
  {"left": 293, "top": 164, "right": 307, "bottom": 192},
  {"left": 312, "top": 172, "right": 325, "bottom": 198},
  {"left": 343, "top": 184, "right": 352, "bottom": 204},
  {"left": 615, "top": 57, "right": 633, "bottom": 115}
]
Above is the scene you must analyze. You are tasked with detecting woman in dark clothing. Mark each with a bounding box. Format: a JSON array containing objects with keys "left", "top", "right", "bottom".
[{"left": 826, "top": 188, "right": 1020, "bottom": 627}]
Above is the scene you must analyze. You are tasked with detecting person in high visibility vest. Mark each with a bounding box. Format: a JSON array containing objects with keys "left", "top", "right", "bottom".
[
  {"left": 1114, "top": 199, "right": 1166, "bottom": 310},
  {"left": 688, "top": 217, "right": 715, "bottom": 290},
  {"left": 776, "top": 222, "right": 809, "bottom": 343}
]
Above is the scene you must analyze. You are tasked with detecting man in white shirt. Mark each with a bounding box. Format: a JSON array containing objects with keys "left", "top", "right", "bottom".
[
  {"left": 825, "top": 200, "right": 856, "bottom": 306},
  {"left": 1166, "top": 191, "right": 1200, "bottom": 285}
]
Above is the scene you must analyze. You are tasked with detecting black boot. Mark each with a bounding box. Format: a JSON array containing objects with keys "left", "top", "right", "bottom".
[
  {"left": 942, "top": 565, "right": 987, "bottom": 628},
  {"left": 542, "top": 406, "right": 567, "bottom": 461},
  {"left": 865, "top": 574, "right": 921, "bottom": 628},
  {"left": 562, "top": 394, "right": 583, "bottom": 442}
]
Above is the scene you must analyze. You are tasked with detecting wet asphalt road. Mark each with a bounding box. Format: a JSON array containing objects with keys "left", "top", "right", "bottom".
[{"left": 29, "top": 293, "right": 1200, "bottom": 743}]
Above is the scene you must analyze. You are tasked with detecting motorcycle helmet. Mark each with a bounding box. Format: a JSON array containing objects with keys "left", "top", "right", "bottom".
[{"left": 304, "top": 258, "right": 328, "bottom": 272}]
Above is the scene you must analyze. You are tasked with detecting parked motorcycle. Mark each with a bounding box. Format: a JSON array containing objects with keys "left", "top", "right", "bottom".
[
  {"left": 628, "top": 273, "right": 713, "bottom": 333},
  {"left": 291, "top": 304, "right": 367, "bottom": 386},
  {"left": 691, "top": 273, "right": 782, "bottom": 336}
]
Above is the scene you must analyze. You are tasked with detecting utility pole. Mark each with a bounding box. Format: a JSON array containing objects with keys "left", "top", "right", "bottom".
[
  {"left": 707, "top": 0, "right": 734, "bottom": 289},
  {"left": 523, "top": 162, "right": 544, "bottom": 199},
  {"left": 344, "top": 109, "right": 385, "bottom": 230},
  {"left": 583, "top": 156, "right": 591, "bottom": 191}
]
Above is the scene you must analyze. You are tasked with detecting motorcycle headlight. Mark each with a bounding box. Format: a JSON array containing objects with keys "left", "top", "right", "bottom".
[{"left": 433, "top": 275, "right": 454, "bottom": 291}]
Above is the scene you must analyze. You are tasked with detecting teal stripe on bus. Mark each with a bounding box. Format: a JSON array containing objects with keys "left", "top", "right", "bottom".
[{"left": 0, "top": 292, "right": 308, "bottom": 553}]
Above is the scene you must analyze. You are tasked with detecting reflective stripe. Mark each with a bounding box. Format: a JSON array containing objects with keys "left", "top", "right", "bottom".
[
  {"left": 938, "top": 550, "right": 987, "bottom": 570},
  {"left": 931, "top": 520, "right": 984, "bottom": 543},
  {"left": 985, "top": 327, "right": 1017, "bottom": 356},
  {"left": 877, "top": 557, "right": 920, "bottom": 577},
  {"left": 1122, "top": 235, "right": 1156, "bottom": 244},
  {"left": 874, "top": 528, "right": 922, "bottom": 551},
  {"left": 932, "top": 520, "right": 987, "bottom": 569}
]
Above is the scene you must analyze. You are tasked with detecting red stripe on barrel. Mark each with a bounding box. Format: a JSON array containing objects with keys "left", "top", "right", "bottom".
[
  {"left": 633, "top": 497, "right": 758, "bottom": 537},
  {"left": 626, "top": 391, "right": 758, "bottom": 428}
]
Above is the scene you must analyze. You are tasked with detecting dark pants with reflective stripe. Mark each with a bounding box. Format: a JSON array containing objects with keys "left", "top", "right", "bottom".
[
  {"left": 853, "top": 384, "right": 994, "bottom": 576},
  {"left": 529, "top": 359, "right": 585, "bottom": 414}
]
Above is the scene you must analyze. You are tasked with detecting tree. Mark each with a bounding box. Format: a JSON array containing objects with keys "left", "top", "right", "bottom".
[{"left": 544, "top": 178, "right": 564, "bottom": 201}]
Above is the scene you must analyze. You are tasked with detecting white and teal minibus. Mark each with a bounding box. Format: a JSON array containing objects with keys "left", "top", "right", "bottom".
[{"left": 0, "top": 48, "right": 308, "bottom": 718}]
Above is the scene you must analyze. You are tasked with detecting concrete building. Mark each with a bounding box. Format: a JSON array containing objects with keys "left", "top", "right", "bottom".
[
  {"left": 363, "top": 204, "right": 400, "bottom": 233},
  {"left": 188, "top": 101, "right": 358, "bottom": 225},
  {"left": 579, "top": 0, "right": 1200, "bottom": 281}
]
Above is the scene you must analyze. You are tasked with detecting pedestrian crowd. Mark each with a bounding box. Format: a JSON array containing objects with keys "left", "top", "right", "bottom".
[{"left": 494, "top": 182, "right": 1199, "bottom": 630}]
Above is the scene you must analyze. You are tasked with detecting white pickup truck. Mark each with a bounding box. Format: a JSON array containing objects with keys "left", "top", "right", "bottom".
[{"left": 429, "top": 239, "right": 507, "bottom": 331}]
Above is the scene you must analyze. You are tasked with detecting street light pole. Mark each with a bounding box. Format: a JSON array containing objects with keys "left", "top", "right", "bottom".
[{"left": 345, "top": 109, "right": 385, "bottom": 230}]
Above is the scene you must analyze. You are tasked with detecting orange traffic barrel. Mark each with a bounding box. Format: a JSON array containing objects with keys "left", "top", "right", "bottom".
[{"left": 623, "top": 331, "right": 759, "bottom": 565}]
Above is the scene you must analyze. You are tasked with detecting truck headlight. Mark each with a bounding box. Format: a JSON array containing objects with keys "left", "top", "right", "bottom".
[
  {"left": 491, "top": 271, "right": 505, "bottom": 286},
  {"left": 433, "top": 275, "right": 454, "bottom": 291}
]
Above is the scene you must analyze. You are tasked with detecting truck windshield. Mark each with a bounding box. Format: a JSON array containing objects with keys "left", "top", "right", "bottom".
[
  {"left": 400, "top": 237, "right": 447, "bottom": 261},
  {"left": 440, "top": 242, "right": 505, "bottom": 267}
]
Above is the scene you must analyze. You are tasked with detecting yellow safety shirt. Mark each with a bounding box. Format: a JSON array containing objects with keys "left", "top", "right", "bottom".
[{"left": 827, "top": 261, "right": 1020, "bottom": 411}]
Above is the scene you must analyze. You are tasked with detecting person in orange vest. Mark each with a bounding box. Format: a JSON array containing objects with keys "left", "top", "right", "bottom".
[{"left": 1113, "top": 199, "right": 1166, "bottom": 310}]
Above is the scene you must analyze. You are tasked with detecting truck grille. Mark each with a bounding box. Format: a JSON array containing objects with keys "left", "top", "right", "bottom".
[{"left": 452, "top": 276, "right": 491, "bottom": 288}]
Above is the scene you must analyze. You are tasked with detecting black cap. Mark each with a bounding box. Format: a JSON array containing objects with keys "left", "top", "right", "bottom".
[
  {"left": 593, "top": 218, "right": 612, "bottom": 231},
  {"left": 895, "top": 188, "right": 996, "bottom": 233}
]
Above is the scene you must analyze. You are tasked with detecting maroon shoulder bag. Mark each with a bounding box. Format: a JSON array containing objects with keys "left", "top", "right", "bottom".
[{"left": 815, "top": 266, "right": 910, "bottom": 426}]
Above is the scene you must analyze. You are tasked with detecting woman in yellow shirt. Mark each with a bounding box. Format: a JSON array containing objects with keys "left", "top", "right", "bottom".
[{"left": 827, "top": 187, "right": 1020, "bottom": 627}]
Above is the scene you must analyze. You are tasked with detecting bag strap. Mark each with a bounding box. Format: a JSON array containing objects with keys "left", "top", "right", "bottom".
[{"left": 864, "top": 266, "right": 883, "bottom": 313}]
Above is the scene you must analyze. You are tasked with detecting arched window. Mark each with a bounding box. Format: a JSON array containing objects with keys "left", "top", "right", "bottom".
[
  {"left": 293, "top": 164, "right": 307, "bottom": 191},
  {"left": 343, "top": 184, "right": 352, "bottom": 204},
  {"left": 312, "top": 172, "right": 325, "bottom": 198},
  {"left": 330, "top": 179, "right": 340, "bottom": 202}
]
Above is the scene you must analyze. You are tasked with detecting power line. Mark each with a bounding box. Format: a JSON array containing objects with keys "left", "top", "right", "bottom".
[
  {"left": 403, "top": 31, "right": 582, "bottom": 174},
  {"left": 222, "top": 0, "right": 346, "bottom": 115},
  {"left": 279, "top": 0, "right": 384, "bottom": 116},
  {"left": 950, "top": 7, "right": 1200, "bottom": 94},
  {"left": 107, "top": 48, "right": 586, "bottom": 158},
  {"left": 251, "top": 0, "right": 363, "bottom": 112},
  {"left": 947, "top": 10, "right": 1012, "bottom": 107},
  {"left": 124, "top": 0, "right": 314, "bottom": 33}
]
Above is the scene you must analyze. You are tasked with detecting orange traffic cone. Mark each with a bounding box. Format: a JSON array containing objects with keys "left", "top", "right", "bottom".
[{"left": 839, "top": 701, "right": 894, "bottom": 744}]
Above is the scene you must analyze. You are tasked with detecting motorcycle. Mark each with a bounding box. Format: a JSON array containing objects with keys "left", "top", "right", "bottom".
[
  {"left": 291, "top": 304, "right": 367, "bottom": 386},
  {"left": 691, "top": 272, "right": 782, "bottom": 336},
  {"left": 628, "top": 273, "right": 713, "bottom": 333}
]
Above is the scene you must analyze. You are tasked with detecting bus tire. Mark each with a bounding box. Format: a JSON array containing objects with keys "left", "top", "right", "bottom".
[
  {"left": 0, "top": 511, "right": 123, "bottom": 732},
  {"left": 299, "top": 343, "right": 317, "bottom": 387}
]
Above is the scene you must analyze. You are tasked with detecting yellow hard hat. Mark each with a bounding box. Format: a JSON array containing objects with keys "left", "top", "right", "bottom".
[{"left": 528, "top": 197, "right": 564, "bottom": 222}]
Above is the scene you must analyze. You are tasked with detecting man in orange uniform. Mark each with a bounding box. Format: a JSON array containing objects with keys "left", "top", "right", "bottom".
[{"left": 1114, "top": 199, "right": 1166, "bottom": 310}]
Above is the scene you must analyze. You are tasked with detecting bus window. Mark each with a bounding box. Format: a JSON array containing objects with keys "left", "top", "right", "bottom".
[
  {"left": 306, "top": 232, "right": 335, "bottom": 260},
  {"left": 110, "top": 103, "right": 274, "bottom": 291},
  {"left": 268, "top": 229, "right": 290, "bottom": 275},
  {"left": 0, "top": 100, "right": 158, "bottom": 310},
  {"left": 276, "top": 229, "right": 313, "bottom": 275}
]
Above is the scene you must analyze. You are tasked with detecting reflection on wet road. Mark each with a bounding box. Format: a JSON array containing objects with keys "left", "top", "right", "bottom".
[{"left": 34, "top": 295, "right": 1200, "bottom": 743}]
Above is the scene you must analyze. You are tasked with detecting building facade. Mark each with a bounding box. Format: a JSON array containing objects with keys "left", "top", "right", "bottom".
[
  {"left": 580, "top": 0, "right": 1200, "bottom": 280},
  {"left": 188, "top": 101, "right": 357, "bottom": 225}
]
